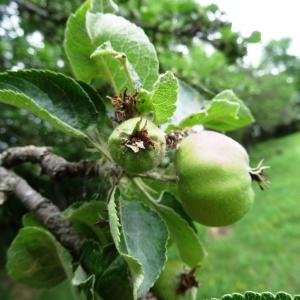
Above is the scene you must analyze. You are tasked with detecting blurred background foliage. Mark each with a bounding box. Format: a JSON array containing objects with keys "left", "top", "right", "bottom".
[{"left": 0, "top": 0, "right": 300, "bottom": 299}]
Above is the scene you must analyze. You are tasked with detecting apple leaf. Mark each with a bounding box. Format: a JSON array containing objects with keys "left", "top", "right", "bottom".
[
  {"left": 0, "top": 69, "right": 98, "bottom": 138},
  {"left": 108, "top": 189, "right": 168, "bottom": 299},
  {"left": 97, "top": 255, "right": 134, "bottom": 300},
  {"left": 246, "top": 31, "right": 261, "bottom": 43},
  {"left": 90, "top": 41, "right": 142, "bottom": 91},
  {"left": 157, "top": 192, "right": 206, "bottom": 266},
  {"left": 107, "top": 190, "right": 142, "bottom": 300},
  {"left": 72, "top": 266, "right": 96, "bottom": 300},
  {"left": 129, "top": 179, "right": 206, "bottom": 267},
  {"left": 178, "top": 89, "right": 254, "bottom": 132},
  {"left": 119, "top": 200, "right": 168, "bottom": 297},
  {"left": 90, "top": 0, "right": 118, "bottom": 13},
  {"left": 149, "top": 71, "right": 179, "bottom": 124},
  {"left": 65, "top": 1, "right": 159, "bottom": 93},
  {"left": 7, "top": 227, "right": 72, "bottom": 288},
  {"left": 64, "top": 201, "right": 109, "bottom": 243}
]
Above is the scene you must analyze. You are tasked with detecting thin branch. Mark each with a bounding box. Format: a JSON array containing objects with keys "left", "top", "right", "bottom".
[
  {"left": 15, "top": 0, "right": 67, "bottom": 23},
  {"left": 0, "top": 146, "right": 102, "bottom": 179},
  {"left": 136, "top": 172, "right": 177, "bottom": 183},
  {"left": 0, "top": 146, "right": 176, "bottom": 183},
  {"left": 15, "top": 0, "right": 48, "bottom": 18},
  {"left": 0, "top": 166, "right": 82, "bottom": 257},
  {"left": 133, "top": 177, "right": 156, "bottom": 203},
  {"left": 0, "top": 191, "right": 7, "bottom": 205}
]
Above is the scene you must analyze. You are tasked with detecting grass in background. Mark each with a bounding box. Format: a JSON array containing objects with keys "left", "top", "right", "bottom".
[{"left": 198, "top": 132, "right": 300, "bottom": 299}]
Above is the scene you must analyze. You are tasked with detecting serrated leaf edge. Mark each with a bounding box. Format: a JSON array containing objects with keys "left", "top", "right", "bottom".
[
  {"left": 107, "top": 189, "right": 144, "bottom": 300},
  {"left": 150, "top": 71, "right": 179, "bottom": 124},
  {"left": 0, "top": 69, "right": 99, "bottom": 138},
  {"left": 119, "top": 200, "right": 169, "bottom": 297},
  {"left": 211, "top": 291, "right": 300, "bottom": 300}
]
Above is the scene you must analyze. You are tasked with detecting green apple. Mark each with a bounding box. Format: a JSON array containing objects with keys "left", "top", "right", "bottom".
[
  {"left": 175, "top": 130, "right": 255, "bottom": 226},
  {"left": 108, "top": 117, "right": 165, "bottom": 174}
]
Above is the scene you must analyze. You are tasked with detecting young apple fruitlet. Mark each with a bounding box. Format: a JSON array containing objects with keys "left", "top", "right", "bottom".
[
  {"left": 152, "top": 260, "right": 199, "bottom": 300},
  {"left": 175, "top": 130, "right": 266, "bottom": 227},
  {"left": 108, "top": 117, "right": 166, "bottom": 174}
]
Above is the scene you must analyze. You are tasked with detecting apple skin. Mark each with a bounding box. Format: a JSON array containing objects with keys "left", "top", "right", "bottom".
[
  {"left": 152, "top": 260, "right": 198, "bottom": 300},
  {"left": 108, "top": 117, "right": 166, "bottom": 174},
  {"left": 175, "top": 130, "right": 254, "bottom": 227}
]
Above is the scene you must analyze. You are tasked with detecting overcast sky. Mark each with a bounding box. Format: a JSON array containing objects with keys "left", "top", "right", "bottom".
[{"left": 200, "top": 0, "right": 300, "bottom": 65}]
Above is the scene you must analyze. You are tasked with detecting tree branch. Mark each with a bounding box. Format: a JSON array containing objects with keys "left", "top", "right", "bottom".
[
  {"left": 140, "top": 292, "right": 158, "bottom": 300},
  {"left": 0, "top": 166, "right": 81, "bottom": 257},
  {"left": 0, "top": 146, "right": 174, "bottom": 183},
  {"left": 0, "top": 146, "right": 102, "bottom": 179},
  {"left": 15, "top": 0, "right": 67, "bottom": 23}
]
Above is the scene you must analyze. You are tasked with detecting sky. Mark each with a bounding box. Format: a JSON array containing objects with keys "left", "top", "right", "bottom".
[{"left": 200, "top": 0, "right": 300, "bottom": 65}]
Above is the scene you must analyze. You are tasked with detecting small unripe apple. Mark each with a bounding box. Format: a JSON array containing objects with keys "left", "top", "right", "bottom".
[
  {"left": 152, "top": 260, "right": 199, "bottom": 300},
  {"left": 175, "top": 130, "right": 256, "bottom": 227},
  {"left": 108, "top": 117, "right": 165, "bottom": 174}
]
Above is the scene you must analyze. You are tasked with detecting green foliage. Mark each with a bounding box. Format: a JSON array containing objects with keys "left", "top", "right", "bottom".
[
  {"left": 107, "top": 189, "right": 142, "bottom": 299},
  {"left": 91, "top": 0, "right": 119, "bottom": 13},
  {"left": 246, "top": 31, "right": 262, "bottom": 44},
  {"left": 90, "top": 41, "right": 142, "bottom": 91},
  {"left": 121, "top": 179, "right": 206, "bottom": 268},
  {"left": 154, "top": 192, "right": 206, "bottom": 266},
  {"left": 148, "top": 71, "right": 179, "bottom": 124},
  {"left": 96, "top": 255, "right": 133, "bottom": 300},
  {"left": 170, "top": 80, "right": 203, "bottom": 125},
  {"left": 119, "top": 200, "right": 168, "bottom": 296},
  {"left": 79, "top": 241, "right": 133, "bottom": 300},
  {"left": 72, "top": 266, "right": 96, "bottom": 300},
  {"left": 64, "top": 201, "right": 109, "bottom": 242},
  {"left": 6, "top": 227, "right": 72, "bottom": 288},
  {"left": 0, "top": 69, "right": 99, "bottom": 138},
  {"left": 121, "top": 0, "right": 253, "bottom": 62},
  {"left": 64, "top": 1, "right": 96, "bottom": 82},
  {"left": 65, "top": 0, "right": 159, "bottom": 92},
  {"left": 108, "top": 189, "right": 169, "bottom": 298},
  {"left": 175, "top": 90, "right": 254, "bottom": 132},
  {"left": 241, "top": 73, "right": 298, "bottom": 134},
  {"left": 211, "top": 291, "right": 300, "bottom": 300},
  {"left": 160, "top": 36, "right": 300, "bottom": 137},
  {"left": 0, "top": 0, "right": 251, "bottom": 73},
  {"left": 261, "top": 38, "right": 300, "bottom": 90},
  {"left": 22, "top": 213, "right": 43, "bottom": 228},
  {"left": 159, "top": 43, "right": 228, "bottom": 93}
]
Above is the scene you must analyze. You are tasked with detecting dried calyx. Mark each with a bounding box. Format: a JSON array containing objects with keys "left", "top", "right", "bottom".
[
  {"left": 108, "top": 117, "right": 166, "bottom": 174},
  {"left": 122, "top": 128, "right": 155, "bottom": 153},
  {"left": 108, "top": 89, "right": 139, "bottom": 123},
  {"left": 249, "top": 159, "right": 270, "bottom": 190},
  {"left": 165, "top": 130, "right": 188, "bottom": 149},
  {"left": 120, "top": 118, "right": 155, "bottom": 153},
  {"left": 176, "top": 267, "right": 199, "bottom": 295}
]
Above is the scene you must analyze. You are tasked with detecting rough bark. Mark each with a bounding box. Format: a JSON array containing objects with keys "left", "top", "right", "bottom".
[
  {"left": 0, "top": 145, "right": 101, "bottom": 179},
  {"left": 0, "top": 166, "right": 81, "bottom": 257}
]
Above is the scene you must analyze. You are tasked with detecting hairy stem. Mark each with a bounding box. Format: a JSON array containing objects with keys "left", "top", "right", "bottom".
[{"left": 136, "top": 172, "right": 177, "bottom": 183}]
